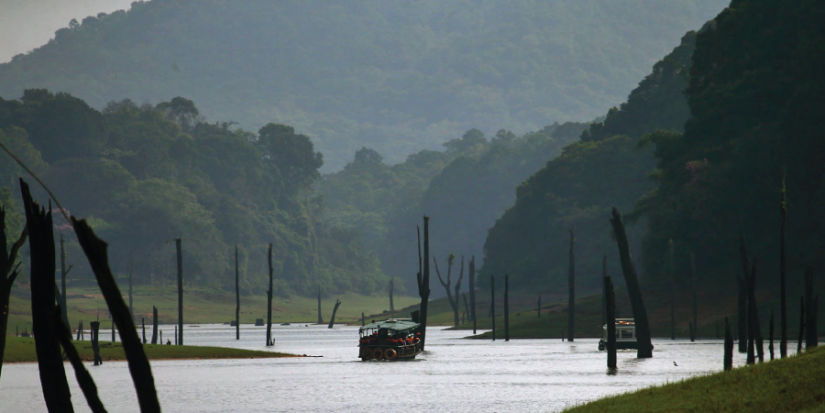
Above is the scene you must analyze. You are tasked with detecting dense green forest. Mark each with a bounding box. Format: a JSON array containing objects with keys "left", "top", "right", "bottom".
[
  {"left": 321, "top": 122, "right": 586, "bottom": 292},
  {"left": 0, "top": 92, "right": 384, "bottom": 295},
  {"left": 637, "top": 0, "right": 825, "bottom": 290},
  {"left": 0, "top": 0, "right": 727, "bottom": 169},
  {"left": 481, "top": 31, "right": 698, "bottom": 292}
]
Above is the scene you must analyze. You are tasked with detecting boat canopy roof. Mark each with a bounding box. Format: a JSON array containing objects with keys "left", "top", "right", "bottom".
[{"left": 359, "top": 319, "right": 420, "bottom": 335}]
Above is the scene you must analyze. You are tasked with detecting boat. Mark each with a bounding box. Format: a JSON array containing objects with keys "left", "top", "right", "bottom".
[
  {"left": 358, "top": 319, "right": 423, "bottom": 361},
  {"left": 598, "top": 318, "right": 638, "bottom": 350}
]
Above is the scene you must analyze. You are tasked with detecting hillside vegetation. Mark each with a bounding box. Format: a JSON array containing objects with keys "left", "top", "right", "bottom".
[
  {"left": 0, "top": 0, "right": 727, "bottom": 169},
  {"left": 0, "top": 93, "right": 383, "bottom": 295}
]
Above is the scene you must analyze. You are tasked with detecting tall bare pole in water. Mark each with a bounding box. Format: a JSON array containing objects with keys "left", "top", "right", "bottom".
[
  {"left": 266, "top": 243, "right": 274, "bottom": 346},
  {"left": 176, "top": 238, "right": 183, "bottom": 346},
  {"left": 235, "top": 244, "right": 240, "bottom": 340}
]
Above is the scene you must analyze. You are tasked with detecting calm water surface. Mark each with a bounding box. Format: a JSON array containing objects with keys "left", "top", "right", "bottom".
[{"left": 1, "top": 324, "right": 762, "bottom": 412}]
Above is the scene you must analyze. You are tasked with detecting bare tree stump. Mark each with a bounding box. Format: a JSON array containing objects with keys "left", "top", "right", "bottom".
[{"left": 328, "top": 299, "right": 342, "bottom": 328}]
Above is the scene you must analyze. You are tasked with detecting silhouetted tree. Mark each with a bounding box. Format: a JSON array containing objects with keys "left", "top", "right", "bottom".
[
  {"left": 434, "top": 254, "right": 464, "bottom": 328},
  {"left": 738, "top": 235, "right": 749, "bottom": 353},
  {"left": 21, "top": 184, "right": 73, "bottom": 410},
  {"left": 416, "top": 217, "right": 431, "bottom": 350},
  {"left": 151, "top": 306, "right": 158, "bottom": 344},
  {"left": 769, "top": 310, "right": 774, "bottom": 360},
  {"left": 59, "top": 235, "right": 71, "bottom": 330},
  {"left": 797, "top": 298, "right": 804, "bottom": 354}
]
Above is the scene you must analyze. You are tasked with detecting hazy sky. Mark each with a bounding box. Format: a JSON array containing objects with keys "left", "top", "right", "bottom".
[{"left": 0, "top": 0, "right": 136, "bottom": 63}]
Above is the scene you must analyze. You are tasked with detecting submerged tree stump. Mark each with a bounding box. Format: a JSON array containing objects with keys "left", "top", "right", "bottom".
[
  {"left": 328, "top": 299, "right": 341, "bottom": 328},
  {"left": 151, "top": 306, "right": 158, "bottom": 344},
  {"left": 266, "top": 243, "right": 274, "bottom": 347}
]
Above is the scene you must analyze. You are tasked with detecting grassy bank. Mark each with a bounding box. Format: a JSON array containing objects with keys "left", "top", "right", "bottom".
[
  {"left": 6, "top": 284, "right": 419, "bottom": 332},
  {"left": 3, "top": 336, "right": 296, "bottom": 363},
  {"left": 564, "top": 346, "right": 825, "bottom": 412}
]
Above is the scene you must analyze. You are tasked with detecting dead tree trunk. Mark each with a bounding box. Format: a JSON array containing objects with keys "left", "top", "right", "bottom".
[
  {"left": 0, "top": 206, "right": 27, "bottom": 380},
  {"left": 797, "top": 297, "right": 804, "bottom": 354},
  {"left": 490, "top": 274, "right": 496, "bottom": 341},
  {"left": 142, "top": 318, "right": 146, "bottom": 344},
  {"left": 128, "top": 267, "right": 133, "bottom": 322},
  {"left": 416, "top": 217, "right": 431, "bottom": 350},
  {"left": 780, "top": 176, "right": 788, "bottom": 358},
  {"left": 724, "top": 317, "right": 733, "bottom": 371},
  {"left": 111, "top": 316, "right": 116, "bottom": 342},
  {"left": 669, "top": 239, "right": 675, "bottom": 340},
  {"left": 59, "top": 234, "right": 71, "bottom": 331},
  {"left": 504, "top": 274, "right": 510, "bottom": 342},
  {"left": 328, "top": 299, "right": 341, "bottom": 328},
  {"left": 176, "top": 237, "right": 183, "bottom": 346},
  {"left": 609, "top": 208, "right": 653, "bottom": 358},
  {"left": 469, "top": 256, "right": 477, "bottom": 334},
  {"left": 690, "top": 251, "right": 698, "bottom": 342},
  {"left": 361, "top": 312, "right": 365, "bottom": 327},
  {"left": 316, "top": 286, "right": 323, "bottom": 324},
  {"left": 462, "top": 294, "right": 470, "bottom": 324},
  {"left": 72, "top": 216, "right": 161, "bottom": 412},
  {"left": 151, "top": 306, "right": 158, "bottom": 344},
  {"left": 91, "top": 321, "right": 102, "bottom": 365},
  {"left": 235, "top": 244, "right": 240, "bottom": 340},
  {"left": 434, "top": 254, "right": 464, "bottom": 328},
  {"left": 54, "top": 310, "right": 106, "bottom": 412},
  {"left": 769, "top": 310, "right": 774, "bottom": 360},
  {"left": 738, "top": 235, "right": 749, "bottom": 353},
  {"left": 568, "top": 229, "right": 575, "bottom": 342},
  {"left": 266, "top": 243, "right": 273, "bottom": 347},
  {"left": 605, "top": 275, "right": 616, "bottom": 370},
  {"left": 389, "top": 279, "right": 394, "bottom": 312},
  {"left": 20, "top": 185, "right": 73, "bottom": 411},
  {"left": 805, "top": 267, "right": 818, "bottom": 349}
]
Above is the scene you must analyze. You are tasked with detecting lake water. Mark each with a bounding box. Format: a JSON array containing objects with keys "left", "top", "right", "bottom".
[{"left": 1, "top": 324, "right": 775, "bottom": 412}]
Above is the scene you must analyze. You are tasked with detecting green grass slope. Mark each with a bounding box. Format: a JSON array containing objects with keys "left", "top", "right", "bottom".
[{"left": 565, "top": 346, "right": 825, "bottom": 412}]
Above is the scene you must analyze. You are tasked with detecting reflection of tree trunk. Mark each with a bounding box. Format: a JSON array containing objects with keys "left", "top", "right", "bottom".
[
  {"left": 176, "top": 238, "right": 183, "bottom": 346},
  {"left": 469, "top": 256, "right": 477, "bottom": 334},
  {"left": 605, "top": 275, "right": 616, "bottom": 370},
  {"left": 609, "top": 208, "right": 652, "bottom": 358},
  {"left": 21, "top": 184, "right": 74, "bottom": 411},
  {"left": 504, "top": 274, "right": 510, "bottom": 342},
  {"left": 266, "top": 243, "right": 273, "bottom": 347},
  {"left": 568, "top": 230, "right": 575, "bottom": 342},
  {"left": 328, "top": 299, "right": 341, "bottom": 328},
  {"left": 724, "top": 317, "right": 733, "bottom": 370},
  {"left": 235, "top": 245, "right": 240, "bottom": 340}
]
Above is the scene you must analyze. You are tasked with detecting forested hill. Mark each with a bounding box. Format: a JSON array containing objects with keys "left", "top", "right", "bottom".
[
  {"left": 0, "top": 93, "right": 384, "bottom": 295},
  {"left": 482, "top": 29, "right": 699, "bottom": 293},
  {"left": 321, "top": 122, "right": 587, "bottom": 292},
  {"left": 0, "top": 0, "right": 727, "bottom": 169}
]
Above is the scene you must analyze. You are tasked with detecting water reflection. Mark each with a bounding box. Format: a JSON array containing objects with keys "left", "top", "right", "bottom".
[{"left": 1, "top": 324, "right": 777, "bottom": 412}]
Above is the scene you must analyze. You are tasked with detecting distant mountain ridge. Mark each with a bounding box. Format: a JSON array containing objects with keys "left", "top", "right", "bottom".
[{"left": 0, "top": 0, "right": 727, "bottom": 169}]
